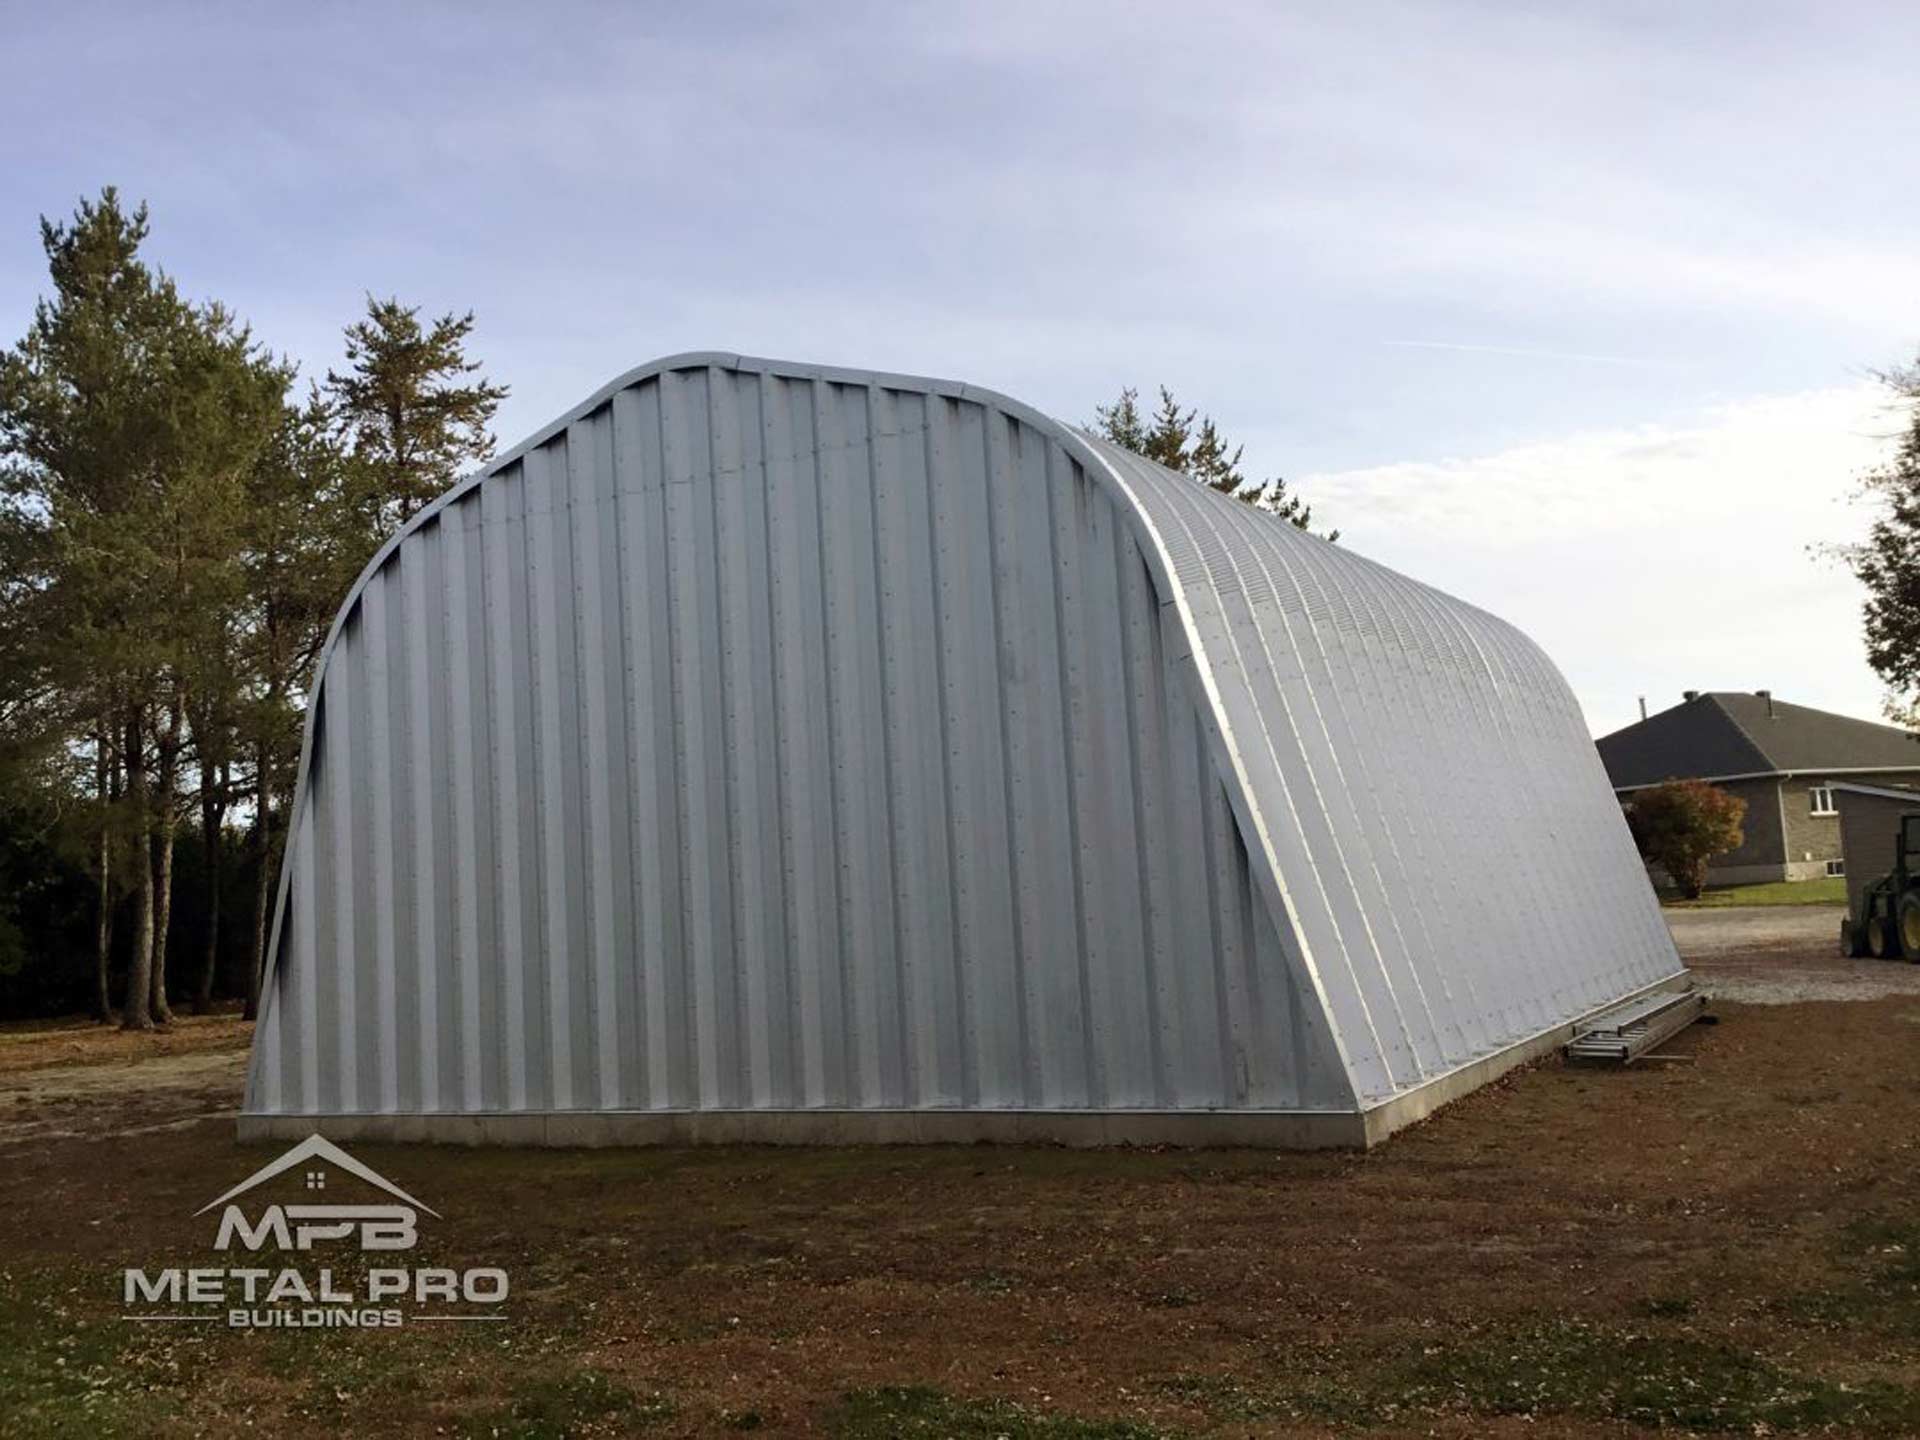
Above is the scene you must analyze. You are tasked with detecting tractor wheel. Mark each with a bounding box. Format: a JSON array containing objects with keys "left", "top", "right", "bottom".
[
  {"left": 1842, "top": 915, "right": 1868, "bottom": 958},
  {"left": 1870, "top": 914, "right": 1900, "bottom": 960},
  {"left": 1902, "top": 896, "right": 1920, "bottom": 962}
]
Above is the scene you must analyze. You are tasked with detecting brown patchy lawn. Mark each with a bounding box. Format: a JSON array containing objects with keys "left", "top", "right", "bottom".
[
  {"left": 4, "top": 972, "right": 1920, "bottom": 1437},
  {"left": 0, "top": 1005, "right": 252, "bottom": 1074}
]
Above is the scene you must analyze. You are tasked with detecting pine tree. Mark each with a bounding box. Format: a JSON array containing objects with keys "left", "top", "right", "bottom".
[
  {"left": 1847, "top": 359, "right": 1920, "bottom": 725},
  {"left": 0, "top": 190, "right": 290, "bottom": 1026},
  {"left": 1093, "top": 387, "right": 1147, "bottom": 456},
  {"left": 1092, "top": 385, "right": 1333, "bottom": 538},
  {"left": 135, "top": 299, "right": 289, "bottom": 1027},
  {"left": 0, "top": 190, "right": 173, "bottom": 1027},
  {"left": 323, "top": 297, "right": 508, "bottom": 530}
]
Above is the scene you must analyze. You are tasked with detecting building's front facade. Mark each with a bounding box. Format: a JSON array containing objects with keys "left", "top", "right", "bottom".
[{"left": 1597, "top": 692, "right": 1920, "bottom": 885}]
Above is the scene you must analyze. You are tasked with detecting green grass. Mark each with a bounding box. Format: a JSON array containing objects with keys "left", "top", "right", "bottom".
[
  {"left": 0, "top": 1260, "right": 672, "bottom": 1440},
  {"left": 1778, "top": 1217, "right": 1920, "bottom": 1339},
  {"left": 1662, "top": 876, "right": 1847, "bottom": 908},
  {"left": 455, "top": 1369, "right": 674, "bottom": 1438},
  {"left": 1151, "top": 1370, "right": 1381, "bottom": 1428},
  {"left": 0, "top": 1268, "right": 197, "bottom": 1440},
  {"left": 1396, "top": 1320, "right": 1918, "bottom": 1432},
  {"left": 8, "top": 1252, "right": 1917, "bottom": 1439},
  {"left": 1155, "top": 1317, "right": 1920, "bottom": 1434}
]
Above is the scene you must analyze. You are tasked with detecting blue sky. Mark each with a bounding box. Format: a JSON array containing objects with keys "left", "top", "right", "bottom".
[{"left": 3, "top": 1, "right": 1915, "bottom": 734}]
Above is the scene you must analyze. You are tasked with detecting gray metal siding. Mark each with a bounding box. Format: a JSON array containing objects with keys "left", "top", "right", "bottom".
[
  {"left": 249, "top": 360, "right": 1358, "bottom": 1118},
  {"left": 1083, "top": 439, "right": 1681, "bottom": 1102}
]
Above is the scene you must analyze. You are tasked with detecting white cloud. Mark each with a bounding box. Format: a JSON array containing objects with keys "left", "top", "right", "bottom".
[{"left": 1303, "top": 385, "right": 1906, "bottom": 736}]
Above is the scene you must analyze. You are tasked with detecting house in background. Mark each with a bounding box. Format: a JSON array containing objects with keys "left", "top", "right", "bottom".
[{"left": 1597, "top": 691, "right": 1920, "bottom": 886}]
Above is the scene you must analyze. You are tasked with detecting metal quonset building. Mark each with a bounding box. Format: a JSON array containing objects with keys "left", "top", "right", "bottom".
[{"left": 242, "top": 353, "right": 1686, "bottom": 1148}]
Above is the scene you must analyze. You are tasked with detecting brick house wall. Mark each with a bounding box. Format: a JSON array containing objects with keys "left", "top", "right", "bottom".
[{"left": 1780, "top": 769, "right": 1920, "bottom": 879}]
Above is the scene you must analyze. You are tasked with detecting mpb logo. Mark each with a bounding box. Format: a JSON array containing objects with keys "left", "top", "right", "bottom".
[
  {"left": 201, "top": 1134, "right": 429, "bottom": 1251},
  {"left": 123, "top": 1134, "right": 508, "bottom": 1330}
]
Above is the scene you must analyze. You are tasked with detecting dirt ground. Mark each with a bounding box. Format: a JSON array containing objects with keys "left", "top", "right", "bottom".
[
  {"left": 6, "top": 919, "right": 1920, "bottom": 1438},
  {"left": 0, "top": 1010, "right": 252, "bottom": 1148}
]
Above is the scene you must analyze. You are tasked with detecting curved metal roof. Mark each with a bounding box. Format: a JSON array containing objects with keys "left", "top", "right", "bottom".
[
  {"left": 1076, "top": 430, "right": 1682, "bottom": 1101},
  {"left": 249, "top": 353, "right": 1683, "bottom": 1125}
]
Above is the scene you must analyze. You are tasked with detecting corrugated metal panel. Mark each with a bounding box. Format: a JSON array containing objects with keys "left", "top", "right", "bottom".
[
  {"left": 246, "top": 353, "right": 1683, "bottom": 1123},
  {"left": 247, "top": 357, "right": 1357, "bottom": 1118},
  {"left": 1082, "top": 439, "right": 1682, "bottom": 1103}
]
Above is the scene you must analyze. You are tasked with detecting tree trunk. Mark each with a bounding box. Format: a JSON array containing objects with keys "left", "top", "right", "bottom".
[
  {"left": 121, "top": 708, "right": 153, "bottom": 1032},
  {"left": 92, "top": 722, "right": 114, "bottom": 1024},
  {"left": 148, "top": 698, "right": 183, "bottom": 1026},
  {"left": 244, "top": 741, "right": 272, "bottom": 1023},
  {"left": 194, "top": 756, "right": 226, "bottom": 1014},
  {"left": 150, "top": 828, "right": 176, "bottom": 1024}
]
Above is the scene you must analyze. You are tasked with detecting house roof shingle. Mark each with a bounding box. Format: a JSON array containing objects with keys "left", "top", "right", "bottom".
[{"left": 1596, "top": 692, "right": 1920, "bottom": 790}]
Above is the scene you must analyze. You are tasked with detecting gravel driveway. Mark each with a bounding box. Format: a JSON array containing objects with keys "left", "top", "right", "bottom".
[
  {"left": 1669, "top": 903, "right": 1920, "bottom": 1004},
  {"left": 1665, "top": 905, "right": 1848, "bottom": 957}
]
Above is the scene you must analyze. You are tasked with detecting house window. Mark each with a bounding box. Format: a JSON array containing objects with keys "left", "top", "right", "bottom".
[
  {"left": 1826, "top": 859, "right": 1846, "bottom": 877},
  {"left": 1810, "top": 785, "right": 1836, "bottom": 816}
]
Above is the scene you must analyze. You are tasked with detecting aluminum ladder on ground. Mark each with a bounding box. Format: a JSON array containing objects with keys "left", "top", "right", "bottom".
[{"left": 1563, "top": 987, "right": 1708, "bottom": 1064}]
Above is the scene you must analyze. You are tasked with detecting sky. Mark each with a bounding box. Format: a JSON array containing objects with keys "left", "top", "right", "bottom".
[{"left": 1, "top": 0, "right": 1915, "bottom": 736}]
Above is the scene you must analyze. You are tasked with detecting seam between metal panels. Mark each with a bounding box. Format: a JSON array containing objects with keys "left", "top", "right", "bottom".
[
  {"left": 922, "top": 395, "right": 975, "bottom": 1108},
  {"left": 804, "top": 381, "right": 852, "bottom": 1105},
  {"left": 752, "top": 375, "right": 798, "bottom": 1103},
  {"left": 702, "top": 370, "right": 739, "bottom": 1106},
  {"left": 982, "top": 410, "right": 1037, "bottom": 1106},
  {"left": 862, "top": 383, "right": 912, "bottom": 1104},
  {"left": 1040, "top": 441, "right": 1102, "bottom": 1107},
  {"left": 1111, "top": 516, "right": 1167, "bottom": 1104}
]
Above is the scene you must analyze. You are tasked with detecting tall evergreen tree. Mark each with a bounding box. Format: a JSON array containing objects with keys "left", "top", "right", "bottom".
[
  {"left": 0, "top": 190, "right": 289, "bottom": 1026},
  {"left": 144, "top": 302, "right": 290, "bottom": 1024},
  {"left": 1847, "top": 359, "right": 1920, "bottom": 726},
  {"left": 0, "top": 190, "right": 172, "bottom": 1027},
  {"left": 0, "top": 202, "right": 505, "bottom": 1025},
  {"left": 1093, "top": 385, "right": 1334, "bottom": 539},
  {"left": 323, "top": 297, "right": 508, "bottom": 530}
]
